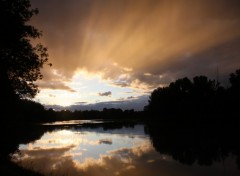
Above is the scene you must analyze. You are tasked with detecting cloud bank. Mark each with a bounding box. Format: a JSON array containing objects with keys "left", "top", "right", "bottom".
[
  {"left": 31, "top": 0, "right": 240, "bottom": 89},
  {"left": 46, "top": 95, "right": 149, "bottom": 111}
]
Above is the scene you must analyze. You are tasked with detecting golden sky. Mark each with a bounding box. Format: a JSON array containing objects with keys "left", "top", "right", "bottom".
[{"left": 30, "top": 0, "right": 240, "bottom": 110}]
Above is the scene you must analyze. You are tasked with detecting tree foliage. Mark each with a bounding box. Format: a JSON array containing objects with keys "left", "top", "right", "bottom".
[
  {"left": 0, "top": 0, "right": 49, "bottom": 102},
  {"left": 145, "top": 69, "right": 240, "bottom": 117},
  {"left": 229, "top": 69, "right": 240, "bottom": 93}
]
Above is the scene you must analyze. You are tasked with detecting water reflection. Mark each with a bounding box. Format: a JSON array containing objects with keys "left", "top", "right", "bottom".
[
  {"left": 145, "top": 122, "right": 240, "bottom": 169},
  {"left": 43, "top": 120, "right": 102, "bottom": 125},
  {"left": 13, "top": 126, "right": 153, "bottom": 175},
  {"left": 11, "top": 123, "right": 240, "bottom": 176}
]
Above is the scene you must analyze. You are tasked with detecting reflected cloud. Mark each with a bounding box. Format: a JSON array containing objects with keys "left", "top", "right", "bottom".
[
  {"left": 43, "top": 120, "right": 101, "bottom": 125},
  {"left": 12, "top": 145, "right": 76, "bottom": 175},
  {"left": 14, "top": 145, "right": 75, "bottom": 159},
  {"left": 12, "top": 127, "right": 154, "bottom": 176},
  {"left": 12, "top": 126, "right": 240, "bottom": 176},
  {"left": 13, "top": 141, "right": 157, "bottom": 176}
]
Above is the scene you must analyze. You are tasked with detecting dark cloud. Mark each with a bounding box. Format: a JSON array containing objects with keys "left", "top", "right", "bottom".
[
  {"left": 98, "top": 91, "right": 112, "bottom": 97},
  {"left": 37, "top": 80, "right": 76, "bottom": 92},
  {"left": 98, "top": 139, "right": 112, "bottom": 145},
  {"left": 145, "top": 37, "right": 240, "bottom": 86},
  {"left": 31, "top": 0, "right": 240, "bottom": 90},
  {"left": 36, "top": 68, "right": 75, "bottom": 91},
  {"left": 45, "top": 95, "right": 149, "bottom": 111},
  {"left": 113, "top": 81, "right": 130, "bottom": 88},
  {"left": 127, "top": 96, "right": 135, "bottom": 99}
]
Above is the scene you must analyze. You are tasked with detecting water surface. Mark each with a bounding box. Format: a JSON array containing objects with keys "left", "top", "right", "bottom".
[{"left": 11, "top": 121, "right": 240, "bottom": 176}]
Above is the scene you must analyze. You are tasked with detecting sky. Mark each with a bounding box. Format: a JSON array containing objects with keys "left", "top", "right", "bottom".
[{"left": 30, "top": 0, "right": 240, "bottom": 111}]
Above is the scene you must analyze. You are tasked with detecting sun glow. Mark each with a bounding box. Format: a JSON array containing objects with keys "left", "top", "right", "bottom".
[
  {"left": 35, "top": 68, "right": 147, "bottom": 107},
  {"left": 31, "top": 0, "right": 240, "bottom": 109}
]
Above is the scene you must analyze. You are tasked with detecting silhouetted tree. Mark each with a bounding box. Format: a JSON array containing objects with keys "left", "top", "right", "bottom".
[
  {"left": 227, "top": 69, "right": 240, "bottom": 115},
  {"left": 145, "top": 75, "right": 219, "bottom": 117},
  {"left": 191, "top": 76, "right": 216, "bottom": 97},
  {"left": 229, "top": 69, "right": 240, "bottom": 93},
  {"left": 145, "top": 77, "right": 194, "bottom": 115},
  {"left": 0, "top": 0, "right": 49, "bottom": 106},
  {"left": 145, "top": 121, "right": 240, "bottom": 168}
]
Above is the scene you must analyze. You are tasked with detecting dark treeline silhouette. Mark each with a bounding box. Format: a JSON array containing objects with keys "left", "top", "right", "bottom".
[
  {"left": 43, "top": 107, "right": 144, "bottom": 122},
  {"left": 144, "top": 68, "right": 240, "bottom": 121},
  {"left": 1, "top": 99, "right": 144, "bottom": 123}
]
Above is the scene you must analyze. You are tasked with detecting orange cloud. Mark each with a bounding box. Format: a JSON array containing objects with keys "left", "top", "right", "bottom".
[{"left": 31, "top": 0, "right": 240, "bottom": 89}]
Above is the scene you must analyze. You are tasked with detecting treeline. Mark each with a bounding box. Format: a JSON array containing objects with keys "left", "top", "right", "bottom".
[
  {"left": 2, "top": 68, "right": 240, "bottom": 123},
  {"left": 2, "top": 101, "right": 143, "bottom": 122},
  {"left": 43, "top": 108, "right": 143, "bottom": 122},
  {"left": 144, "top": 68, "right": 240, "bottom": 120}
]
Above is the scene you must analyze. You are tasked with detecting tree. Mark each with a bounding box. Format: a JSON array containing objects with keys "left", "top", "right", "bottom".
[
  {"left": 229, "top": 69, "right": 240, "bottom": 92},
  {"left": 145, "top": 76, "right": 219, "bottom": 116},
  {"left": 0, "top": 0, "right": 49, "bottom": 104},
  {"left": 192, "top": 76, "right": 216, "bottom": 97},
  {"left": 228, "top": 69, "right": 240, "bottom": 113},
  {"left": 145, "top": 77, "right": 193, "bottom": 114}
]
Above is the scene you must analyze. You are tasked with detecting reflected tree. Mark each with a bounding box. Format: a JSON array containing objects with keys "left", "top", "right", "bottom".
[{"left": 145, "top": 122, "right": 240, "bottom": 168}]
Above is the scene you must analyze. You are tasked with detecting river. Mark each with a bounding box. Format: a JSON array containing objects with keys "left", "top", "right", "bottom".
[{"left": 5, "top": 120, "right": 240, "bottom": 176}]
